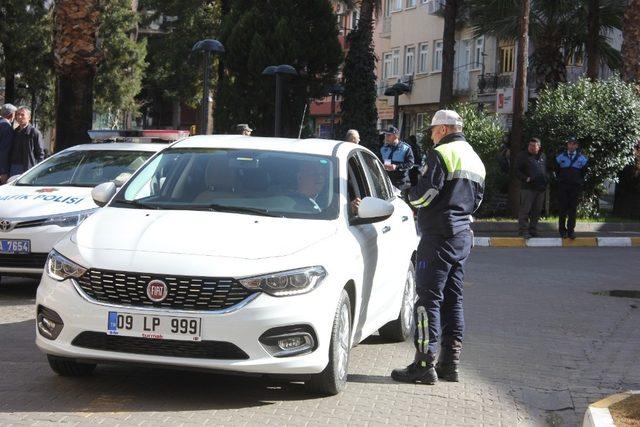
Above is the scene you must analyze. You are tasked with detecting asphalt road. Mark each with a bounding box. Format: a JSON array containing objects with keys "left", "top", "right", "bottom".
[{"left": 1, "top": 248, "right": 639, "bottom": 426}]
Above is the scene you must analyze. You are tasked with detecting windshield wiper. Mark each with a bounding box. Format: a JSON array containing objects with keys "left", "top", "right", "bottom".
[
  {"left": 113, "top": 199, "right": 159, "bottom": 209},
  {"left": 205, "top": 203, "right": 279, "bottom": 217}
]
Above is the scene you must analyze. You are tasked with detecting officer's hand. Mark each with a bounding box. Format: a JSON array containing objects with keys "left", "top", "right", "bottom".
[
  {"left": 526, "top": 177, "right": 531, "bottom": 183},
  {"left": 384, "top": 164, "right": 397, "bottom": 171},
  {"left": 350, "top": 198, "right": 361, "bottom": 215}
]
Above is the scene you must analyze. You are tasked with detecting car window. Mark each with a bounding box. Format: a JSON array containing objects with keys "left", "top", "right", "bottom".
[
  {"left": 348, "top": 156, "right": 370, "bottom": 201},
  {"left": 114, "top": 148, "right": 340, "bottom": 220},
  {"left": 359, "top": 151, "right": 393, "bottom": 201},
  {"left": 15, "top": 150, "right": 153, "bottom": 187}
]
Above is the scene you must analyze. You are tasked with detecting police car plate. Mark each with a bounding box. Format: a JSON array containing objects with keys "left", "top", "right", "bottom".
[
  {"left": 107, "top": 311, "right": 202, "bottom": 341},
  {"left": 0, "top": 239, "right": 31, "bottom": 254}
]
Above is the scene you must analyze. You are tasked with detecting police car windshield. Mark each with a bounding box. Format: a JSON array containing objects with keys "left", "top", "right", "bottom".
[
  {"left": 15, "top": 150, "right": 153, "bottom": 187},
  {"left": 112, "top": 148, "right": 339, "bottom": 220}
]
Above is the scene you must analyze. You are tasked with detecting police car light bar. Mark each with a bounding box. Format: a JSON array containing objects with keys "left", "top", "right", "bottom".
[{"left": 87, "top": 129, "right": 191, "bottom": 143}]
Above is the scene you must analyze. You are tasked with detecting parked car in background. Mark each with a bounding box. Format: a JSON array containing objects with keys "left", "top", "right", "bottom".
[{"left": 0, "top": 130, "right": 188, "bottom": 281}]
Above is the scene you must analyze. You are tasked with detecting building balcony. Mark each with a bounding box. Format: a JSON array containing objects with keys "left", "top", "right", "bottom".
[{"left": 477, "top": 73, "right": 513, "bottom": 94}]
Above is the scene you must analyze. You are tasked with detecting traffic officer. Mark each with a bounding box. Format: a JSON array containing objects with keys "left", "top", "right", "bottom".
[
  {"left": 391, "top": 110, "right": 485, "bottom": 385},
  {"left": 555, "top": 137, "right": 588, "bottom": 239},
  {"left": 380, "top": 126, "right": 415, "bottom": 192}
]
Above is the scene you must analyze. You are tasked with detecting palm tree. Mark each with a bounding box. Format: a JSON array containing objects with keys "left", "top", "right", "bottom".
[
  {"left": 340, "top": 0, "right": 381, "bottom": 148},
  {"left": 467, "top": 0, "right": 623, "bottom": 87},
  {"left": 584, "top": 0, "right": 625, "bottom": 79},
  {"left": 621, "top": 0, "right": 640, "bottom": 82},
  {"left": 439, "top": 0, "right": 463, "bottom": 108},
  {"left": 53, "top": 0, "right": 101, "bottom": 150}
]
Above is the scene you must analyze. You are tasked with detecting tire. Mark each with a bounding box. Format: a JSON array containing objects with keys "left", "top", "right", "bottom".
[
  {"left": 379, "top": 262, "right": 416, "bottom": 342},
  {"left": 305, "top": 290, "right": 351, "bottom": 396},
  {"left": 47, "top": 355, "right": 96, "bottom": 377}
]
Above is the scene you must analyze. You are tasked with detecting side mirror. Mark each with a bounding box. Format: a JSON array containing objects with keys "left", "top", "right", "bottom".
[
  {"left": 350, "top": 197, "right": 394, "bottom": 225},
  {"left": 7, "top": 174, "right": 21, "bottom": 184},
  {"left": 91, "top": 182, "right": 117, "bottom": 207}
]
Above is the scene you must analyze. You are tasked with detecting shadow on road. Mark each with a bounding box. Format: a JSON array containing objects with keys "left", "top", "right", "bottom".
[{"left": 0, "top": 318, "right": 324, "bottom": 413}]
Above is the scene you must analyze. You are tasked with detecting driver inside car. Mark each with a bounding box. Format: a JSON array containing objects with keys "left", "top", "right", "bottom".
[{"left": 291, "top": 161, "right": 326, "bottom": 213}]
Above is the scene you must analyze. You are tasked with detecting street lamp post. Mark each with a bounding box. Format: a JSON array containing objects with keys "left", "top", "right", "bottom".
[
  {"left": 262, "top": 64, "right": 297, "bottom": 137},
  {"left": 384, "top": 82, "right": 411, "bottom": 129},
  {"left": 328, "top": 84, "right": 344, "bottom": 139},
  {"left": 192, "top": 39, "right": 225, "bottom": 135}
]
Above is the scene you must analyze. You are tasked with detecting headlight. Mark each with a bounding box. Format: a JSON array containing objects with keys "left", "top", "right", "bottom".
[
  {"left": 238, "top": 266, "right": 327, "bottom": 297},
  {"left": 45, "top": 251, "right": 87, "bottom": 281},
  {"left": 43, "top": 209, "right": 97, "bottom": 228}
]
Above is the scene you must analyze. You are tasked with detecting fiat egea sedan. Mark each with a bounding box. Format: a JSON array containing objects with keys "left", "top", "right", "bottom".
[{"left": 35, "top": 135, "right": 418, "bottom": 395}]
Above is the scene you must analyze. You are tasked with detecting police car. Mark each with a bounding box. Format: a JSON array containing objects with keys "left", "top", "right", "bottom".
[
  {"left": 0, "top": 130, "right": 188, "bottom": 280},
  {"left": 36, "top": 135, "right": 418, "bottom": 395}
]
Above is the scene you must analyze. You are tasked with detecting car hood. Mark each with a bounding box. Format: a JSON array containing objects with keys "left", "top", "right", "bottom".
[
  {"left": 0, "top": 184, "right": 96, "bottom": 218},
  {"left": 72, "top": 207, "right": 338, "bottom": 260}
]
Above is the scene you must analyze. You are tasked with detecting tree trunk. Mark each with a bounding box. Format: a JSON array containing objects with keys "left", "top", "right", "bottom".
[
  {"left": 622, "top": 0, "right": 640, "bottom": 82},
  {"left": 55, "top": 74, "right": 95, "bottom": 150},
  {"left": 586, "top": 0, "right": 600, "bottom": 80},
  {"left": 508, "top": 0, "right": 530, "bottom": 216},
  {"left": 53, "top": 0, "right": 100, "bottom": 150},
  {"left": 4, "top": 68, "right": 15, "bottom": 105},
  {"left": 439, "top": 0, "right": 460, "bottom": 108}
]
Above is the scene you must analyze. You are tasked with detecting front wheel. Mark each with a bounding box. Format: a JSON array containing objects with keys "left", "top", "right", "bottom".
[
  {"left": 379, "top": 263, "right": 415, "bottom": 342},
  {"left": 47, "top": 355, "right": 96, "bottom": 377},
  {"left": 305, "top": 290, "right": 351, "bottom": 396}
]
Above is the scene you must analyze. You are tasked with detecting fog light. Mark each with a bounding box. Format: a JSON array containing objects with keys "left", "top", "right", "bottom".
[
  {"left": 259, "top": 325, "right": 317, "bottom": 357},
  {"left": 277, "top": 334, "right": 313, "bottom": 351},
  {"left": 37, "top": 306, "right": 64, "bottom": 340}
]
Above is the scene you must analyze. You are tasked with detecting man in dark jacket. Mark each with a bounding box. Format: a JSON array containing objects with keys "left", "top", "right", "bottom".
[
  {"left": 391, "top": 110, "right": 485, "bottom": 385},
  {"left": 555, "top": 137, "right": 588, "bottom": 239},
  {"left": 379, "top": 126, "right": 415, "bottom": 191},
  {"left": 0, "top": 103, "right": 17, "bottom": 184},
  {"left": 9, "top": 107, "right": 45, "bottom": 176},
  {"left": 515, "top": 138, "right": 548, "bottom": 237}
]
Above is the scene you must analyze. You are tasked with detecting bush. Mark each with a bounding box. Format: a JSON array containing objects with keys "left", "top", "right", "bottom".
[
  {"left": 527, "top": 76, "right": 640, "bottom": 217},
  {"left": 454, "top": 103, "right": 507, "bottom": 216}
]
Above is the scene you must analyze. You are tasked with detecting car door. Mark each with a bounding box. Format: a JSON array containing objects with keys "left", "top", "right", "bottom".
[{"left": 353, "top": 151, "right": 398, "bottom": 328}]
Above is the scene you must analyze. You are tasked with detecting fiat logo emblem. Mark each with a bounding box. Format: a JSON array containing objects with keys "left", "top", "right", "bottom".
[
  {"left": 0, "top": 220, "right": 13, "bottom": 232},
  {"left": 146, "top": 280, "right": 168, "bottom": 302}
]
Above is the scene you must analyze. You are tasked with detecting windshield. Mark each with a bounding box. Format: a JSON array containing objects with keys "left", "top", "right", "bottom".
[
  {"left": 112, "top": 148, "right": 339, "bottom": 220},
  {"left": 16, "top": 150, "right": 153, "bottom": 187}
]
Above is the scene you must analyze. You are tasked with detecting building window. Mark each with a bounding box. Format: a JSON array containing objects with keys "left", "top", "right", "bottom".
[
  {"left": 392, "top": 0, "right": 402, "bottom": 11},
  {"left": 474, "top": 37, "right": 484, "bottom": 69},
  {"left": 416, "top": 113, "right": 429, "bottom": 131},
  {"left": 351, "top": 9, "right": 359, "bottom": 30},
  {"left": 404, "top": 46, "right": 415, "bottom": 76},
  {"left": 418, "top": 42, "right": 429, "bottom": 74},
  {"left": 500, "top": 45, "right": 515, "bottom": 74},
  {"left": 383, "top": 52, "right": 393, "bottom": 79},
  {"left": 433, "top": 40, "right": 443, "bottom": 72},
  {"left": 406, "top": 0, "right": 416, "bottom": 8},
  {"left": 392, "top": 48, "right": 400, "bottom": 77}
]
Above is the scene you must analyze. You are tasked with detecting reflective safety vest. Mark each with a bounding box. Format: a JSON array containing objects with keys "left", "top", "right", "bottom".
[{"left": 409, "top": 133, "right": 486, "bottom": 236}]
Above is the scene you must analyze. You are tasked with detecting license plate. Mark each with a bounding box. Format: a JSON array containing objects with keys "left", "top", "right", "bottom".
[
  {"left": 0, "top": 239, "right": 31, "bottom": 254},
  {"left": 107, "top": 311, "right": 202, "bottom": 341}
]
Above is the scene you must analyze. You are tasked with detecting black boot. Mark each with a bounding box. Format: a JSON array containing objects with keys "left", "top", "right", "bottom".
[
  {"left": 435, "top": 339, "right": 462, "bottom": 382},
  {"left": 391, "top": 361, "right": 437, "bottom": 385}
]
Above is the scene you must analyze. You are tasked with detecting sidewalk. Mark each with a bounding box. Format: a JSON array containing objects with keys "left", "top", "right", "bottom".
[{"left": 472, "top": 220, "right": 640, "bottom": 248}]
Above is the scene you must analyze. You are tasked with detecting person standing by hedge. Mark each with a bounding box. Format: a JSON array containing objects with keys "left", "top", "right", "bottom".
[
  {"left": 515, "top": 138, "right": 548, "bottom": 238},
  {"left": 555, "top": 137, "right": 588, "bottom": 239}
]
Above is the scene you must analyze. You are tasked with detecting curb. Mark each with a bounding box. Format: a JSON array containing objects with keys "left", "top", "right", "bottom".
[
  {"left": 582, "top": 391, "right": 639, "bottom": 427},
  {"left": 474, "top": 237, "right": 640, "bottom": 248}
]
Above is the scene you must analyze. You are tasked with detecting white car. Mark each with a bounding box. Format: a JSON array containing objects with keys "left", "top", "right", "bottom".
[
  {"left": 0, "top": 143, "right": 166, "bottom": 280},
  {"left": 36, "top": 136, "right": 418, "bottom": 395}
]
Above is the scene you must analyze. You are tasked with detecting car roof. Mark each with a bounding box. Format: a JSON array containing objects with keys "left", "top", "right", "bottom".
[
  {"left": 62, "top": 143, "right": 169, "bottom": 153},
  {"left": 171, "top": 135, "right": 350, "bottom": 157}
]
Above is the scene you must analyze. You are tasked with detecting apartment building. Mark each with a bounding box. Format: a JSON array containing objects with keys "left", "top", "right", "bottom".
[{"left": 374, "top": 0, "right": 500, "bottom": 137}]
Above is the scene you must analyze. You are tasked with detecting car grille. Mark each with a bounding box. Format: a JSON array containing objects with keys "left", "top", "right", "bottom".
[
  {"left": 0, "top": 253, "right": 48, "bottom": 269},
  {"left": 75, "top": 269, "right": 256, "bottom": 311},
  {"left": 72, "top": 332, "right": 249, "bottom": 360}
]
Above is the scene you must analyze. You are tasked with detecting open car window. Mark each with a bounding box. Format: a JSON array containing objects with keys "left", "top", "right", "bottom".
[
  {"left": 15, "top": 150, "right": 153, "bottom": 187},
  {"left": 113, "top": 148, "right": 340, "bottom": 220}
]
